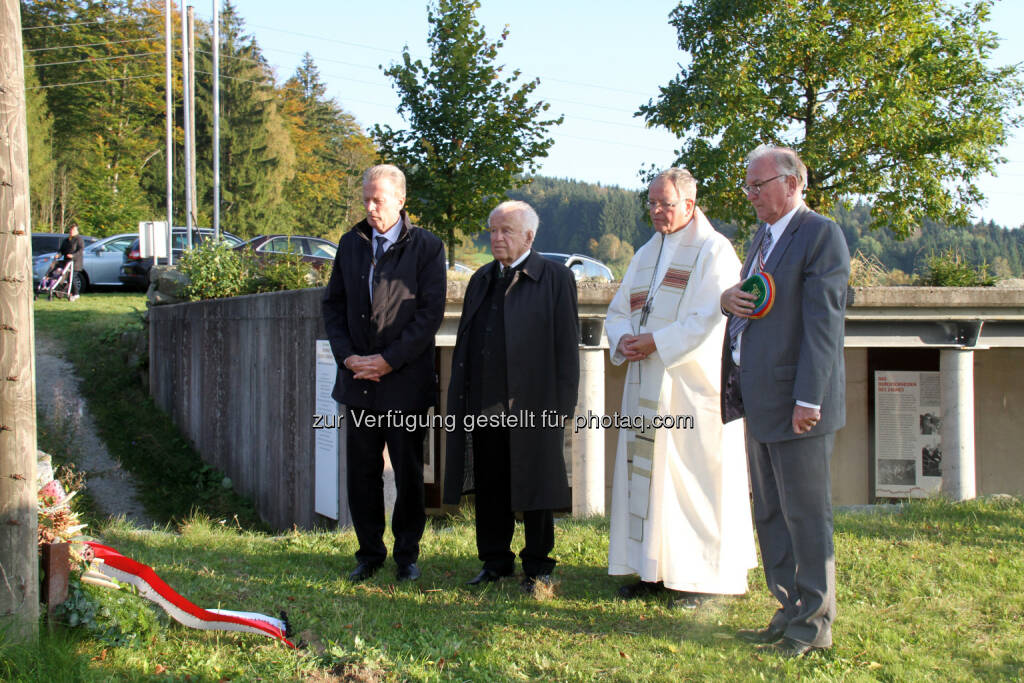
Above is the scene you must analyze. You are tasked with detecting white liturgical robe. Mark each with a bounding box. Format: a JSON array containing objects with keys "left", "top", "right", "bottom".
[{"left": 606, "top": 209, "right": 756, "bottom": 593}]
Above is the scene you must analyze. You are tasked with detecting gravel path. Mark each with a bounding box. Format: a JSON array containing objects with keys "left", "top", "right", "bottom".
[{"left": 35, "top": 335, "right": 154, "bottom": 528}]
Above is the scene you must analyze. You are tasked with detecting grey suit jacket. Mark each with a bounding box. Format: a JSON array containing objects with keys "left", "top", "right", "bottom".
[{"left": 721, "top": 206, "right": 850, "bottom": 443}]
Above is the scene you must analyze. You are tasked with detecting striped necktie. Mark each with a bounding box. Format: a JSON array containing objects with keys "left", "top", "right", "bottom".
[{"left": 727, "top": 225, "right": 772, "bottom": 349}]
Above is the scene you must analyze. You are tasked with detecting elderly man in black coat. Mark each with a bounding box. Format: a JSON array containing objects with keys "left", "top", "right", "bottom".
[
  {"left": 443, "top": 200, "right": 580, "bottom": 593},
  {"left": 322, "top": 164, "right": 446, "bottom": 583}
]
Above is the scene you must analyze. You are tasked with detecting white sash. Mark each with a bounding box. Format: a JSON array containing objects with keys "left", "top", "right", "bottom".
[{"left": 623, "top": 215, "right": 714, "bottom": 542}]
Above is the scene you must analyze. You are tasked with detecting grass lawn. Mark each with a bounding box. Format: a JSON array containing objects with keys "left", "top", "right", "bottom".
[
  {"left": 3, "top": 499, "right": 1024, "bottom": 681},
  {"left": 8, "top": 294, "right": 1023, "bottom": 680}
]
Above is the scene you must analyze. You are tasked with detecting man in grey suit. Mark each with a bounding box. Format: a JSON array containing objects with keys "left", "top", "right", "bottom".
[{"left": 720, "top": 145, "right": 850, "bottom": 658}]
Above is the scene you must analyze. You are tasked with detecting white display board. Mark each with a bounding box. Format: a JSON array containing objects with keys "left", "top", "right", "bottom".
[
  {"left": 874, "top": 370, "right": 942, "bottom": 498},
  {"left": 314, "top": 341, "right": 340, "bottom": 519},
  {"left": 138, "top": 221, "right": 168, "bottom": 259}
]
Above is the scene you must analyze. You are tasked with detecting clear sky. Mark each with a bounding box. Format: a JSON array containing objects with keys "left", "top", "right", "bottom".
[{"left": 192, "top": 1, "right": 1022, "bottom": 228}]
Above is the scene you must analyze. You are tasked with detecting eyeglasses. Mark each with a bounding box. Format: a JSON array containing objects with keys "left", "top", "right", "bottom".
[
  {"left": 740, "top": 174, "right": 786, "bottom": 196},
  {"left": 646, "top": 200, "right": 679, "bottom": 211}
]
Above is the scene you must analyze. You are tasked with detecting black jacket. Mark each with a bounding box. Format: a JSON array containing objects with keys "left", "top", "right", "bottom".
[
  {"left": 443, "top": 250, "right": 580, "bottom": 510},
  {"left": 322, "top": 211, "right": 446, "bottom": 412},
  {"left": 60, "top": 234, "right": 85, "bottom": 271}
]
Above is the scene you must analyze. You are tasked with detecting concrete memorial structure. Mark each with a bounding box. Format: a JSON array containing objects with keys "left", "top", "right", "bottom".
[{"left": 148, "top": 284, "right": 1024, "bottom": 530}]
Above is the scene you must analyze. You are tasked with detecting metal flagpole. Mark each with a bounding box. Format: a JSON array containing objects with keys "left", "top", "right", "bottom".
[
  {"left": 180, "top": 0, "right": 193, "bottom": 250},
  {"left": 213, "top": 0, "right": 220, "bottom": 241},
  {"left": 165, "top": 0, "right": 174, "bottom": 265}
]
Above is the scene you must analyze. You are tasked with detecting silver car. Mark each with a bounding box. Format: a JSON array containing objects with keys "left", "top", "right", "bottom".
[
  {"left": 33, "top": 232, "right": 136, "bottom": 289},
  {"left": 539, "top": 252, "right": 615, "bottom": 281}
]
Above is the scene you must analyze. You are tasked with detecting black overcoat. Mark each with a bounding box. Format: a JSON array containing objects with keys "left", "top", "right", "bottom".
[{"left": 443, "top": 250, "right": 580, "bottom": 511}]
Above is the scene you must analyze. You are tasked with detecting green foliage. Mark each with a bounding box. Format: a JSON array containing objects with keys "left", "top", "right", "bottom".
[
  {"left": 373, "top": 0, "right": 563, "bottom": 261},
  {"left": 191, "top": 2, "right": 295, "bottom": 236},
  {"left": 919, "top": 248, "right": 997, "bottom": 286},
  {"left": 834, "top": 200, "right": 1024, "bottom": 279},
  {"left": 22, "top": 0, "right": 169, "bottom": 237},
  {"left": 642, "top": 0, "right": 1024, "bottom": 239},
  {"left": 280, "top": 54, "right": 376, "bottom": 237},
  {"left": 248, "top": 251, "right": 326, "bottom": 293},
  {"left": 22, "top": 2, "right": 369, "bottom": 240},
  {"left": 176, "top": 242, "right": 326, "bottom": 300},
  {"left": 178, "top": 242, "right": 252, "bottom": 301}
]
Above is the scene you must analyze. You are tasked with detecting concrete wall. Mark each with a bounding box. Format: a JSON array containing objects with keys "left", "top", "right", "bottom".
[
  {"left": 150, "top": 289, "right": 328, "bottom": 530},
  {"left": 974, "top": 348, "right": 1024, "bottom": 495},
  {"left": 833, "top": 349, "right": 871, "bottom": 505},
  {"left": 150, "top": 286, "right": 1024, "bottom": 529}
]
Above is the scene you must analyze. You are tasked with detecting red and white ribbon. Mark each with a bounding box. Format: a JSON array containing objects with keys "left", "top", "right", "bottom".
[{"left": 85, "top": 541, "right": 295, "bottom": 648}]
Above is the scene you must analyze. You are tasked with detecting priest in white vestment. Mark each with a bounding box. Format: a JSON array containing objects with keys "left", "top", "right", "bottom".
[{"left": 606, "top": 168, "right": 756, "bottom": 607}]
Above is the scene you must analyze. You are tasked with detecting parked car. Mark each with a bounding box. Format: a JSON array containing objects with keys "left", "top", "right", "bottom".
[
  {"left": 119, "top": 227, "right": 242, "bottom": 289},
  {"left": 448, "top": 261, "right": 475, "bottom": 274},
  {"left": 234, "top": 234, "right": 337, "bottom": 268},
  {"left": 31, "top": 232, "right": 99, "bottom": 287},
  {"left": 539, "top": 252, "right": 614, "bottom": 281},
  {"left": 31, "top": 232, "right": 97, "bottom": 257}
]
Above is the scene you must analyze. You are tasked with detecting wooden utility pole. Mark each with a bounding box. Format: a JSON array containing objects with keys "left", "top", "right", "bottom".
[{"left": 0, "top": 0, "right": 40, "bottom": 642}]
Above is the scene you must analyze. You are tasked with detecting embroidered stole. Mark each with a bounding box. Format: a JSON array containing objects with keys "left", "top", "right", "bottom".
[{"left": 624, "top": 231, "right": 711, "bottom": 542}]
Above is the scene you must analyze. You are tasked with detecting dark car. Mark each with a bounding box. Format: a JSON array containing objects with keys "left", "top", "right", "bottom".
[
  {"left": 31, "top": 232, "right": 98, "bottom": 257},
  {"left": 119, "top": 227, "right": 242, "bottom": 289},
  {"left": 234, "top": 234, "right": 337, "bottom": 268},
  {"left": 539, "top": 252, "right": 614, "bottom": 281}
]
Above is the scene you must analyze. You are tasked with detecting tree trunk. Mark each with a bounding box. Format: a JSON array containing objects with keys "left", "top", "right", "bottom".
[{"left": 0, "top": 0, "right": 40, "bottom": 642}]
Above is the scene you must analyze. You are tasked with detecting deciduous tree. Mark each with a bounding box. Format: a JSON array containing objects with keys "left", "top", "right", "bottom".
[
  {"left": 641, "top": 0, "right": 1023, "bottom": 238},
  {"left": 373, "top": 0, "right": 562, "bottom": 260}
]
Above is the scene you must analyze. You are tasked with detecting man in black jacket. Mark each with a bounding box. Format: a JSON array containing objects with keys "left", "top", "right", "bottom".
[
  {"left": 443, "top": 200, "right": 579, "bottom": 594},
  {"left": 322, "top": 164, "right": 446, "bottom": 583}
]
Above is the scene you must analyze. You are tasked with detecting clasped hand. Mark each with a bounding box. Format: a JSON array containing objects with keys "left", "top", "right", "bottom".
[
  {"left": 344, "top": 354, "right": 392, "bottom": 382},
  {"left": 617, "top": 333, "right": 656, "bottom": 362}
]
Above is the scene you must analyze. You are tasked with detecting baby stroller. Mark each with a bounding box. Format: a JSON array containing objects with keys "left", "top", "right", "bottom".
[{"left": 35, "top": 257, "right": 75, "bottom": 301}]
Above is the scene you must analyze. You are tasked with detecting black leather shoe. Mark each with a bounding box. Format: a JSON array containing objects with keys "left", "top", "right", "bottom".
[
  {"left": 347, "top": 562, "right": 382, "bottom": 582},
  {"left": 467, "top": 568, "right": 509, "bottom": 585},
  {"left": 396, "top": 563, "right": 421, "bottom": 582},
  {"left": 758, "top": 636, "right": 828, "bottom": 658},
  {"left": 520, "top": 574, "right": 553, "bottom": 595},
  {"left": 616, "top": 580, "right": 664, "bottom": 599},
  {"left": 737, "top": 625, "right": 786, "bottom": 644}
]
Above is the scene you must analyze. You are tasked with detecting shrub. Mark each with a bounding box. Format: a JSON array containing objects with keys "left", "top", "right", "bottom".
[
  {"left": 177, "top": 242, "right": 252, "bottom": 300},
  {"left": 248, "top": 251, "right": 323, "bottom": 293},
  {"left": 918, "top": 248, "right": 996, "bottom": 287},
  {"left": 849, "top": 251, "right": 915, "bottom": 286}
]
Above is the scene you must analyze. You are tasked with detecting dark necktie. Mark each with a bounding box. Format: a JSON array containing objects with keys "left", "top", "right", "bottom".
[
  {"left": 727, "top": 225, "right": 773, "bottom": 349},
  {"left": 374, "top": 235, "right": 387, "bottom": 264}
]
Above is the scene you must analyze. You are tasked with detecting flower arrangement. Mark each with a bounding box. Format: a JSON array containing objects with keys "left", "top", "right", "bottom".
[{"left": 37, "top": 452, "right": 87, "bottom": 554}]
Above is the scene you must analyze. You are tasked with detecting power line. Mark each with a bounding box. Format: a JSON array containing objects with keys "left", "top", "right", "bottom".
[
  {"left": 229, "top": 46, "right": 380, "bottom": 73},
  {"left": 29, "top": 51, "right": 164, "bottom": 69},
  {"left": 246, "top": 22, "right": 397, "bottom": 55},
  {"left": 21, "top": 17, "right": 158, "bottom": 32},
  {"left": 26, "top": 72, "right": 165, "bottom": 91},
  {"left": 213, "top": 17, "right": 657, "bottom": 100},
  {"left": 25, "top": 37, "right": 159, "bottom": 54}
]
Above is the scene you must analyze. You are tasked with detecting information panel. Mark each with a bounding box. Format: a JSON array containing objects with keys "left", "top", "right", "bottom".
[
  {"left": 874, "top": 370, "right": 942, "bottom": 498},
  {"left": 314, "top": 341, "right": 340, "bottom": 519}
]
